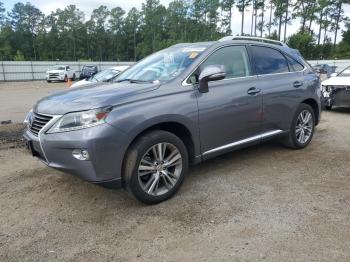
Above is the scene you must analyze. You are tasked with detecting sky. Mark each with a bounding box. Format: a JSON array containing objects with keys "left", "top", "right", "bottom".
[{"left": 3, "top": 0, "right": 350, "bottom": 42}]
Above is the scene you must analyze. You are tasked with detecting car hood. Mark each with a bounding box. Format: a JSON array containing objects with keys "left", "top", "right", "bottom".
[
  {"left": 34, "top": 82, "right": 160, "bottom": 115},
  {"left": 322, "top": 77, "right": 350, "bottom": 86},
  {"left": 71, "top": 79, "right": 89, "bottom": 88},
  {"left": 47, "top": 70, "right": 64, "bottom": 73}
]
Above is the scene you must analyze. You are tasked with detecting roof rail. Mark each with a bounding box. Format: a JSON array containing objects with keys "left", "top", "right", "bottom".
[{"left": 219, "top": 36, "right": 288, "bottom": 47}]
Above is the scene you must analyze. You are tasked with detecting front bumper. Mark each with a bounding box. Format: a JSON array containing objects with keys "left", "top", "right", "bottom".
[
  {"left": 80, "top": 72, "right": 94, "bottom": 79},
  {"left": 23, "top": 122, "right": 130, "bottom": 186},
  {"left": 47, "top": 75, "right": 65, "bottom": 81},
  {"left": 322, "top": 86, "right": 350, "bottom": 108}
]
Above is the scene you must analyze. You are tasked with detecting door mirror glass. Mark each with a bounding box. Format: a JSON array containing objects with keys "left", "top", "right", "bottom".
[{"left": 198, "top": 65, "right": 226, "bottom": 93}]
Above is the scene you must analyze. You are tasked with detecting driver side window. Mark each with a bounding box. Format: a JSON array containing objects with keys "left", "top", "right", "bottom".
[{"left": 188, "top": 45, "right": 251, "bottom": 84}]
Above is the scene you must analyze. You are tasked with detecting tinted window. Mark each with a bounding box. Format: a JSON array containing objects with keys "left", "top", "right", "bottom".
[
  {"left": 251, "top": 46, "right": 289, "bottom": 75},
  {"left": 286, "top": 56, "right": 304, "bottom": 72},
  {"left": 200, "top": 46, "right": 251, "bottom": 79}
]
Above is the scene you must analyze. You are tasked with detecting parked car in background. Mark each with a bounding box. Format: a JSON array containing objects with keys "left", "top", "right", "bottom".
[
  {"left": 46, "top": 65, "right": 76, "bottom": 83},
  {"left": 79, "top": 65, "right": 98, "bottom": 80},
  {"left": 313, "top": 64, "right": 337, "bottom": 78},
  {"left": 71, "top": 66, "right": 129, "bottom": 88},
  {"left": 24, "top": 37, "right": 321, "bottom": 204},
  {"left": 321, "top": 65, "right": 350, "bottom": 110}
]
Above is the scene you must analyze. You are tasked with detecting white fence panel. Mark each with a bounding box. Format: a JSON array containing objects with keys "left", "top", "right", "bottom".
[
  {"left": 1, "top": 60, "right": 349, "bottom": 81},
  {"left": 0, "top": 61, "right": 135, "bottom": 81},
  {"left": 308, "top": 60, "right": 350, "bottom": 73}
]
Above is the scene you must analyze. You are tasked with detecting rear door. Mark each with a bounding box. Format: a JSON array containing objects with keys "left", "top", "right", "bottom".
[{"left": 249, "top": 45, "right": 305, "bottom": 133}]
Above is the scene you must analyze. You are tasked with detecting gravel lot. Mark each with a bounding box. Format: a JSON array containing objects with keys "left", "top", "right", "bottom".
[
  {"left": 0, "top": 81, "right": 68, "bottom": 123},
  {"left": 0, "top": 81, "right": 350, "bottom": 261}
]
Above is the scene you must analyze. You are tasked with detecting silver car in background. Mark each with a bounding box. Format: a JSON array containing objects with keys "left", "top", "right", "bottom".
[{"left": 72, "top": 66, "right": 129, "bottom": 88}]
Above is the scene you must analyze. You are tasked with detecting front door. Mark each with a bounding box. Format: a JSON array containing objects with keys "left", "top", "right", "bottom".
[{"left": 194, "top": 45, "right": 263, "bottom": 157}]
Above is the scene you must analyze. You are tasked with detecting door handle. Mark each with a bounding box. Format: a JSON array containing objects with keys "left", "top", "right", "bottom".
[
  {"left": 247, "top": 87, "right": 261, "bottom": 95},
  {"left": 293, "top": 81, "right": 303, "bottom": 88}
]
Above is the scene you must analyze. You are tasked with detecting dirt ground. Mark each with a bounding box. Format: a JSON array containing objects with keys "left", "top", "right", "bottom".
[
  {"left": 0, "top": 81, "right": 69, "bottom": 123},
  {"left": 0, "top": 81, "right": 350, "bottom": 261}
]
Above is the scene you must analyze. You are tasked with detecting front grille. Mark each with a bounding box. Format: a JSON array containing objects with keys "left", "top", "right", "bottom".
[
  {"left": 29, "top": 112, "right": 53, "bottom": 136},
  {"left": 49, "top": 73, "right": 59, "bottom": 77}
]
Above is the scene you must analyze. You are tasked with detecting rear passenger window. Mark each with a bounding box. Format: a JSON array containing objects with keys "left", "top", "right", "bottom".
[
  {"left": 286, "top": 56, "right": 304, "bottom": 72},
  {"left": 200, "top": 45, "right": 252, "bottom": 79},
  {"left": 251, "top": 46, "right": 289, "bottom": 75}
]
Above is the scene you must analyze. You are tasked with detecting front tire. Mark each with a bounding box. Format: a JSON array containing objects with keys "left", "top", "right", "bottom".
[
  {"left": 72, "top": 74, "right": 76, "bottom": 81},
  {"left": 282, "top": 103, "right": 315, "bottom": 149},
  {"left": 123, "top": 130, "right": 188, "bottom": 204}
]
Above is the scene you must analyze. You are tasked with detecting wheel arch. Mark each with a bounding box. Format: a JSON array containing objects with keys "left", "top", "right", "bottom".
[
  {"left": 123, "top": 120, "right": 199, "bottom": 166},
  {"left": 301, "top": 98, "right": 320, "bottom": 126}
]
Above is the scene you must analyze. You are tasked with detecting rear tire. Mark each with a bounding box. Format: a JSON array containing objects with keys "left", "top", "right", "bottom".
[
  {"left": 282, "top": 103, "right": 315, "bottom": 149},
  {"left": 123, "top": 130, "right": 188, "bottom": 204}
]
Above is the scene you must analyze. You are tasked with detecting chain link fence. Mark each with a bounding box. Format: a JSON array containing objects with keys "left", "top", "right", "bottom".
[{"left": 0, "top": 61, "right": 135, "bottom": 81}]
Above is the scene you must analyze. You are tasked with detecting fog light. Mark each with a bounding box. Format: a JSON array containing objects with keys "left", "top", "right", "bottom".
[{"left": 72, "top": 149, "right": 90, "bottom": 161}]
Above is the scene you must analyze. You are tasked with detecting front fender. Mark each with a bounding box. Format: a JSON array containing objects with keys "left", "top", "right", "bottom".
[{"left": 105, "top": 92, "right": 201, "bottom": 157}]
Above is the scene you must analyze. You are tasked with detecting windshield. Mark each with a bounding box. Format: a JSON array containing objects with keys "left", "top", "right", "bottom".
[
  {"left": 90, "top": 69, "right": 120, "bottom": 82},
  {"left": 338, "top": 66, "right": 350, "bottom": 77},
  {"left": 83, "top": 66, "right": 96, "bottom": 70},
  {"left": 51, "top": 65, "right": 65, "bottom": 70},
  {"left": 115, "top": 45, "right": 207, "bottom": 83}
]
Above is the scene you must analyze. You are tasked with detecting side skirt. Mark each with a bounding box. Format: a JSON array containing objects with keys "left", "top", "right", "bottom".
[{"left": 202, "top": 130, "right": 285, "bottom": 160}]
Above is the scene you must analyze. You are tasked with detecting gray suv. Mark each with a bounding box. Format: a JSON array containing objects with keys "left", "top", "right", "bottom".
[{"left": 23, "top": 37, "right": 321, "bottom": 204}]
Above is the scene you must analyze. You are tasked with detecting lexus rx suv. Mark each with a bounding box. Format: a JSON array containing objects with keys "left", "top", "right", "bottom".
[{"left": 23, "top": 37, "right": 321, "bottom": 204}]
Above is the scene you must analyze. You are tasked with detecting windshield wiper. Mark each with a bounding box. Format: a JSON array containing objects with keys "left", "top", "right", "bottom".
[{"left": 116, "top": 78, "right": 152, "bottom": 83}]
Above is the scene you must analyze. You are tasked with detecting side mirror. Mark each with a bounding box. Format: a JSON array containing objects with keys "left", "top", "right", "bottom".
[
  {"left": 330, "top": 73, "right": 337, "bottom": 77},
  {"left": 198, "top": 65, "right": 226, "bottom": 93}
]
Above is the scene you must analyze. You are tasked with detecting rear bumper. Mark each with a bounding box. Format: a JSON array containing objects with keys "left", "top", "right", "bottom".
[{"left": 23, "top": 123, "right": 130, "bottom": 186}]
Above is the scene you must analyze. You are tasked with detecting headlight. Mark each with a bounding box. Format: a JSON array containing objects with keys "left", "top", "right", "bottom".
[
  {"left": 24, "top": 109, "right": 33, "bottom": 125},
  {"left": 59, "top": 72, "right": 64, "bottom": 75},
  {"left": 47, "top": 107, "right": 112, "bottom": 133},
  {"left": 325, "top": 86, "right": 333, "bottom": 92}
]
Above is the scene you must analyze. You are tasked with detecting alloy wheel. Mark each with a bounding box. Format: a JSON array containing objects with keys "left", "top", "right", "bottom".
[
  {"left": 137, "top": 142, "right": 182, "bottom": 196},
  {"left": 296, "top": 110, "right": 314, "bottom": 144}
]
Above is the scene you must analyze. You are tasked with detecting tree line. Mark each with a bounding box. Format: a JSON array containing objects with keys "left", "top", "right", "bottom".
[{"left": 0, "top": 0, "right": 349, "bottom": 62}]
